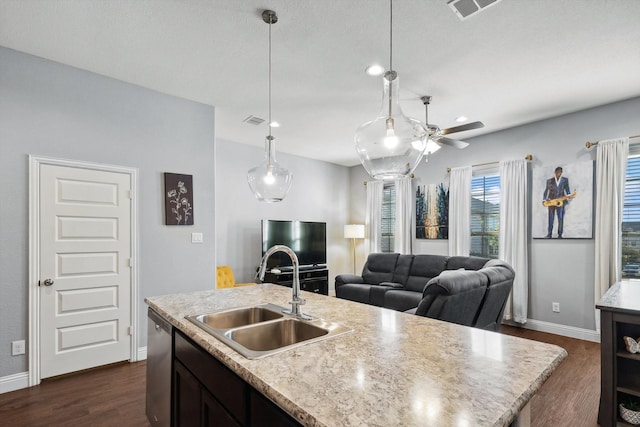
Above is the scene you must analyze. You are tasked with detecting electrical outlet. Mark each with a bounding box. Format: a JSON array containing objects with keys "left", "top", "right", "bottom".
[
  {"left": 552, "top": 302, "right": 560, "bottom": 313},
  {"left": 12, "top": 340, "right": 25, "bottom": 356}
]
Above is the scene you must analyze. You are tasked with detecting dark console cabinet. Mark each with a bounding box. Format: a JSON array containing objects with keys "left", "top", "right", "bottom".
[
  {"left": 597, "top": 282, "right": 640, "bottom": 427},
  {"left": 263, "top": 267, "right": 328, "bottom": 296}
]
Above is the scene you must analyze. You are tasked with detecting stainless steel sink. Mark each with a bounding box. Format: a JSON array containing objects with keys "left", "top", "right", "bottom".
[
  {"left": 186, "top": 303, "right": 352, "bottom": 359},
  {"left": 189, "top": 305, "right": 284, "bottom": 329},
  {"left": 226, "top": 318, "right": 328, "bottom": 351}
]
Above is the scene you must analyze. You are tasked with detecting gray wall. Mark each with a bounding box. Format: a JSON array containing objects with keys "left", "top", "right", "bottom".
[
  {"left": 0, "top": 47, "right": 216, "bottom": 377},
  {"left": 350, "top": 96, "right": 640, "bottom": 332},
  {"left": 215, "top": 139, "right": 351, "bottom": 290}
]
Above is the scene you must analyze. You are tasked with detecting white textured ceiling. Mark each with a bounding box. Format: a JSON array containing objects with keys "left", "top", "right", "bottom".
[{"left": 1, "top": 0, "right": 640, "bottom": 166}]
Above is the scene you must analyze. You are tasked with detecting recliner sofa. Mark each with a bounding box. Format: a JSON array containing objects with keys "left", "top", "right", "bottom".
[{"left": 335, "top": 253, "right": 515, "bottom": 331}]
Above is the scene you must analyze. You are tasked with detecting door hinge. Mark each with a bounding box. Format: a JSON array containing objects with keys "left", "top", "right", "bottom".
[
  {"left": 128, "top": 258, "right": 133, "bottom": 268},
  {"left": 128, "top": 326, "right": 133, "bottom": 336},
  {"left": 127, "top": 190, "right": 133, "bottom": 199}
]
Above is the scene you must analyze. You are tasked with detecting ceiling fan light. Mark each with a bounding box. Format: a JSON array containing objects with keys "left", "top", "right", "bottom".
[
  {"left": 455, "top": 115, "right": 468, "bottom": 123},
  {"left": 425, "top": 138, "right": 442, "bottom": 154}
]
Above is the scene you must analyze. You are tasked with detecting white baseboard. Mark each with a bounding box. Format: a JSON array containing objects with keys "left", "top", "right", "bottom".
[
  {"left": 1, "top": 347, "right": 147, "bottom": 395},
  {"left": 504, "top": 318, "right": 600, "bottom": 343},
  {"left": 0, "top": 371, "right": 29, "bottom": 394},
  {"left": 138, "top": 346, "right": 147, "bottom": 361}
]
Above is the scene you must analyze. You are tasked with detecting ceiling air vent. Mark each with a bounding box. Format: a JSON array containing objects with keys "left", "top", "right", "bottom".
[
  {"left": 448, "top": 0, "right": 503, "bottom": 21},
  {"left": 243, "top": 115, "right": 265, "bottom": 125}
]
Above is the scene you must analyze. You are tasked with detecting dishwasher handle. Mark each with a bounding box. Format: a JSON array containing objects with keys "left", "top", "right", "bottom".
[{"left": 148, "top": 308, "right": 171, "bottom": 334}]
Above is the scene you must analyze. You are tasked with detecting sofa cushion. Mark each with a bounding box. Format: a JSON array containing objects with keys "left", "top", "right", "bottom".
[
  {"left": 391, "top": 255, "right": 414, "bottom": 286},
  {"left": 369, "top": 283, "right": 401, "bottom": 306},
  {"left": 404, "top": 254, "right": 449, "bottom": 292},
  {"left": 383, "top": 289, "right": 424, "bottom": 312},
  {"left": 361, "top": 253, "right": 400, "bottom": 285},
  {"left": 446, "top": 256, "right": 490, "bottom": 271}
]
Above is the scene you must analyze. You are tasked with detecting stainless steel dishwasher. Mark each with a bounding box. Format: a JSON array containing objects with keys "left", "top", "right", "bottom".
[{"left": 146, "top": 308, "right": 172, "bottom": 427}]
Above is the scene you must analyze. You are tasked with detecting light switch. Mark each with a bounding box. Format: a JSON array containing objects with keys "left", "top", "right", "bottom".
[{"left": 191, "top": 232, "right": 204, "bottom": 243}]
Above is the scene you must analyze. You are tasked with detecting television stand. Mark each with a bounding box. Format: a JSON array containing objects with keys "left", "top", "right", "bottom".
[{"left": 263, "top": 266, "right": 328, "bottom": 296}]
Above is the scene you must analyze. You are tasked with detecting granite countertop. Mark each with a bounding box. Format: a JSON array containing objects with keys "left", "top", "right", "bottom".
[
  {"left": 596, "top": 281, "right": 640, "bottom": 314},
  {"left": 146, "top": 284, "right": 567, "bottom": 427}
]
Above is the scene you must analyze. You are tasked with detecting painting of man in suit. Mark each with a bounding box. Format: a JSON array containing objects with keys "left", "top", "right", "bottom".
[
  {"left": 543, "top": 166, "right": 571, "bottom": 238},
  {"left": 532, "top": 161, "right": 593, "bottom": 239}
]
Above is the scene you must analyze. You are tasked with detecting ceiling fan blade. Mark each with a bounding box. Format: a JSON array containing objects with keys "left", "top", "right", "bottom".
[
  {"left": 440, "top": 121, "right": 484, "bottom": 135},
  {"left": 438, "top": 137, "right": 470, "bottom": 149}
]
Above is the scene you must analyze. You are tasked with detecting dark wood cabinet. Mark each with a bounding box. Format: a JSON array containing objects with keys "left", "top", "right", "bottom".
[
  {"left": 173, "top": 361, "right": 202, "bottom": 427},
  {"left": 263, "top": 267, "right": 329, "bottom": 295},
  {"left": 173, "top": 330, "right": 301, "bottom": 427},
  {"left": 597, "top": 282, "right": 640, "bottom": 427}
]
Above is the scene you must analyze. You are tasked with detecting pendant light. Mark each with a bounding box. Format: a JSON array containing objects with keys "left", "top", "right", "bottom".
[
  {"left": 355, "top": 0, "right": 427, "bottom": 180},
  {"left": 247, "top": 10, "right": 292, "bottom": 202}
]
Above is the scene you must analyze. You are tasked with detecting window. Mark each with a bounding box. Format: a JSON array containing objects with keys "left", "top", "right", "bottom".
[
  {"left": 470, "top": 174, "right": 500, "bottom": 258},
  {"left": 381, "top": 182, "right": 396, "bottom": 252},
  {"left": 622, "top": 155, "right": 640, "bottom": 279}
]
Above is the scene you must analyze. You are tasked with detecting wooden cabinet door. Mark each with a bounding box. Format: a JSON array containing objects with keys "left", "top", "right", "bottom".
[
  {"left": 174, "top": 361, "right": 201, "bottom": 427},
  {"left": 202, "top": 389, "right": 240, "bottom": 427}
]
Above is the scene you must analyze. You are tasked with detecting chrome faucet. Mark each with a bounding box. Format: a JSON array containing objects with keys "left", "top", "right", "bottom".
[{"left": 257, "top": 245, "right": 312, "bottom": 320}]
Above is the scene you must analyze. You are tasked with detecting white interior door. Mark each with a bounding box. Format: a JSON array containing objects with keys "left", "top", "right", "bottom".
[{"left": 39, "top": 163, "right": 132, "bottom": 378}]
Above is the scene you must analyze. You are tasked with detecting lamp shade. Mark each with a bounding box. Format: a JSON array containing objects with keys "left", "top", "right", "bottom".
[{"left": 344, "top": 224, "right": 365, "bottom": 239}]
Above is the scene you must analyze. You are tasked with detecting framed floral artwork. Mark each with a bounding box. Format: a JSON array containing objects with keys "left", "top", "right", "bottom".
[{"left": 164, "top": 173, "right": 194, "bottom": 225}]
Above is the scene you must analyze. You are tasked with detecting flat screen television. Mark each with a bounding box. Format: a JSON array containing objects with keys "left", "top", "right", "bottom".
[{"left": 261, "top": 220, "right": 327, "bottom": 268}]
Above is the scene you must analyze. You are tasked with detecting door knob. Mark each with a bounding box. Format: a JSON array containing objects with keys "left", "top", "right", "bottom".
[{"left": 43, "top": 279, "right": 54, "bottom": 286}]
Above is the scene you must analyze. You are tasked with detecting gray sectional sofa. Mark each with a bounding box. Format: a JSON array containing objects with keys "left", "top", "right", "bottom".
[{"left": 335, "top": 253, "right": 515, "bottom": 331}]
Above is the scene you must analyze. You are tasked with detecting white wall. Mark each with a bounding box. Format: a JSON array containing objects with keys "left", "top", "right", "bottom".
[
  {"left": 349, "top": 96, "right": 640, "bottom": 332},
  {"left": 215, "top": 139, "right": 351, "bottom": 292},
  {"left": 0, "top": 47, "right": 216, "bottom": 377}
]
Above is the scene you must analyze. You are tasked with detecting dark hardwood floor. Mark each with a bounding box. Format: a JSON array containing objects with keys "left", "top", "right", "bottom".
[
  {"left": 0, "top": 326, "right": 600, "bottom": 426},
  {"left": 0, "top": 361, "right": 150, "bottom": 427},
  {"left": 500, "top": 325, "right": 601, "bottom": 427}
]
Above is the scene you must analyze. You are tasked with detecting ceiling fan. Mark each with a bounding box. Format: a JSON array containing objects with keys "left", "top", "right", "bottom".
[{"left": 421, "top": 95, "right": 484, "bottom": 151}]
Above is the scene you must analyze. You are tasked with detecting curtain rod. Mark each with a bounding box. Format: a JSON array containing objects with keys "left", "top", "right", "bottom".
[
  {"left": 585, "top": 134, "right": 640, "bottom": 149},
  {"left": 446, "top": 154, "right": 533, "bottom": 173},
  {"left": 364, "top": 173, "right": 414, "bottom": 186}
]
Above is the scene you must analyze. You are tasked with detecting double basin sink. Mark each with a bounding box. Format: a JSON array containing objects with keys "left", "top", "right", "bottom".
[{"left": 186, "top": 303, "right": 352, "bottom": 359}]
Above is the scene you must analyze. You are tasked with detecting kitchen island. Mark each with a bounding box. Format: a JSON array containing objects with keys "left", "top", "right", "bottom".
[{"left": 146, "top": 284, "right": 567, "bottom": 427}]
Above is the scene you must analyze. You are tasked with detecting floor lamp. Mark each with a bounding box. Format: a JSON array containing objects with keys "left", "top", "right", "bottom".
[{"left": 344, "top": 224, "right": 365, "bottom": 274}]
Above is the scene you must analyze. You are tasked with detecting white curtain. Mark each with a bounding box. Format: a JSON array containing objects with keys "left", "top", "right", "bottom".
[
  {"left": 394, "top": 177, "right": 413, "bottom": 254},
  {"left": 448, "top": 166, "right": 472, "bottom": 256},
  {"left": 499, "top": 159, "right": 528, "bottom": 324},
  {"left": 365, "top": 180, "right": 384, "bottom": 255},
  {"left": 594, "top": 138, "right": 629, "bottom": 329}
]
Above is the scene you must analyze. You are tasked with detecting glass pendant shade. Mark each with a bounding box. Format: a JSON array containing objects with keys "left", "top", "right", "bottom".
[
  {"left": 247, "top": 136, "right": 292, "bottom": 202},
  {"left": 424, "top": 138, "right": 442, "bottom": 155},
  {"left": 355, "top": 72, "right": 427, "bottom": 180}
]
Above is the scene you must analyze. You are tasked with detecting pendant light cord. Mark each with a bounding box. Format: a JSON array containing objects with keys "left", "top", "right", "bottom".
[
  {"left": 388, "top": 0, "right": 393, "bottom": 117},
  {"left": 389, "top": 0, "right": 393, "bottom": 72},
  {"left": 268, "top": 15, "right": 273, "bottom": 139}
]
